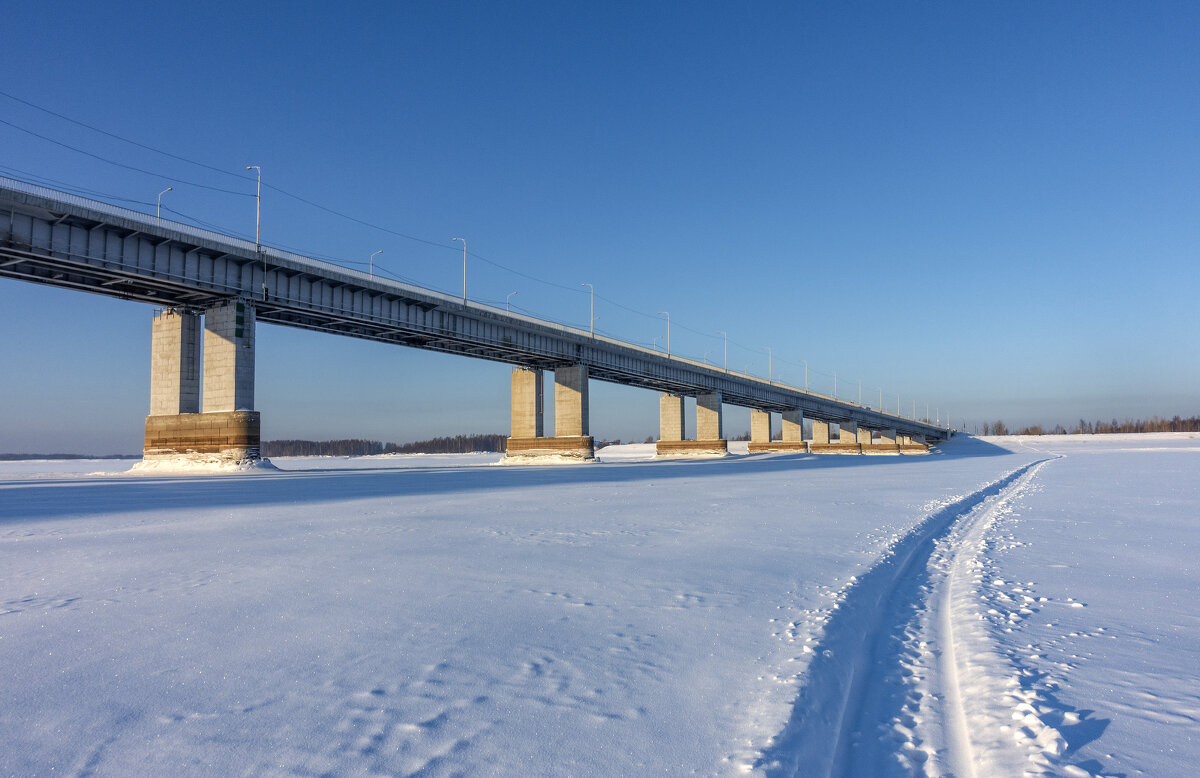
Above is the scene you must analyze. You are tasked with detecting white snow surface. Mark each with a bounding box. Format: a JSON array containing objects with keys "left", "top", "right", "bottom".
[{"left": 1, "top": 434, "right": 1197, "bottom": 776}]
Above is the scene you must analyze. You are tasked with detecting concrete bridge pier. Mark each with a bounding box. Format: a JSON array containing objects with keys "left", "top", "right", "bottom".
[
  {"left": 505, "top": 365, "right": 595, "bottom": 461},
  {"left": 656, "top": 391, "right": 728, "bottom": 456},
  {"left": 900, "top": 433, "right": 930, "bottom": 454},
  {"left": 810, "top": 419, "right": 861, "bottom": 454},
  {"left": 746, "top": 409, "right": 772, "bottom": 453},
  {"left": 143, "top": 299, "right": 261, "bottom": 463},
  {"left": 748, "top": 408, "right": 809, "bottom": 453},
  {"left": 863, "top": 427, "right": 901, "bottom": 455}
]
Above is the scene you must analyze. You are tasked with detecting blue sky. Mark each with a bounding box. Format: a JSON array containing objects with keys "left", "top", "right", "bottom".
[{"left": 2, "top": 1, "right": 1198, "bottom": 453}]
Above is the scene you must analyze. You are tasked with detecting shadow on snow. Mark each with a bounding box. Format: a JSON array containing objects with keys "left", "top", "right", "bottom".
[{"left": 0, "top": 435, "right": 1015, "bottom": 524}]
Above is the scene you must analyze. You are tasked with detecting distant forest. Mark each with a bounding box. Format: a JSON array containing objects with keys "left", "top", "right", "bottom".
[
  {"left": 980, "top": 415, "right": 1200, "bottom": 436},
  {"left": 262, "top": 434, "right": 508, "bottom": 457}
]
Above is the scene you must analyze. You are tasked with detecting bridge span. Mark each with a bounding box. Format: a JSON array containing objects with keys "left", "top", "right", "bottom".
[{"left": 1, "top": 175, "right": 949, "bottom": 462}]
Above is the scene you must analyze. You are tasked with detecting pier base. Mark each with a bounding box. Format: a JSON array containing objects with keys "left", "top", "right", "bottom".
[
  {"left": 809, "top": 442, "right": 862, "bottom": 455},
  {"left": 656, "top": 439, "right": 729, "bottom": 457},
  {"left": 143, "top": 411, "right": 262, "bottom": 463},
  {"left": 747, "top": 441, "right": 809, "bottom": 454},
  {"left": 504, "top": 436, "right": 595, "bottom": 462}
]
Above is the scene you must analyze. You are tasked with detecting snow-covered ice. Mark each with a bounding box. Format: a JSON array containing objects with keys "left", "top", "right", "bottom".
[{"left": 1, "top": 434, "right": 1196, "bottom": 775}]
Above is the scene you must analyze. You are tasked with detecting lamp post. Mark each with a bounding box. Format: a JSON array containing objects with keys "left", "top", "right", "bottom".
[
  {"left": 245, "top": 165, "right": 265, "bottom": 300},
  {"left": 717, "top": 331, "right": 727, "bottom": 371},
  {"left": 802, "top": 359, "right": 808, "bottom": 390},
  {"left": 452, "top": 237, "right": 466, "bottom": 303},
  {"left": 506, "top": 291, "right": 518, "bottom": 312},
  {"left": 657, "top": 311, "right": 670, "bottom": 356},
  {"left": 156, "top": 187, "right": 172, "bottom": 226},
  {"left": 369, "top": 249, "right": 382, "bottom": 279},
  {"left": 765, "top": 346, "right": 772, "bottom": 383},
  {"left": 581, "top": 283, "right": 593, "bottom": 336},
  {"left": 704, "top": 350, "right": 712, "bottom": 365},
  {"left": 245, "top": 166, "right": 261, "bottom": 249}
]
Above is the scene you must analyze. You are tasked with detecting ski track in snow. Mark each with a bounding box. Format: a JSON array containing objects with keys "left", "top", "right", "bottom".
[{"left": 756, "top": 457, "right": 1112, "bottom": 777}]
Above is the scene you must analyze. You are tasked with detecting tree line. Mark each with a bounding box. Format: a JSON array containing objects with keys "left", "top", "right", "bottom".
[
  {"left": 978, "top": 415, "right": 1200, "bottom": 436},
  {"left": 262, "top": 434, "right": 507, "bottom": 457}
]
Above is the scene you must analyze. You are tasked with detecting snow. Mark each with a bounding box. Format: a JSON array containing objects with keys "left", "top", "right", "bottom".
[{"left": 1, "top": 433, "right": 1197, "bottom": 776}]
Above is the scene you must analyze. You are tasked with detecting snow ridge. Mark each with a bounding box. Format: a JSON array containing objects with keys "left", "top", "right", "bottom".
[{"left": 755, "top": 460, "right": 1051, "bottom": 777}]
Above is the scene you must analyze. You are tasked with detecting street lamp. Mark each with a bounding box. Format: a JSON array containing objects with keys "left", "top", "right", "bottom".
[
  {"left": 452, "top": 237, "right": 466, "bottom": 303},
  {"left": 704, "top": 350, "right": 712, "bottom": 364},
  {"left": 765, "top": 346, "right": 772, "bottom": 383},
  {"left": 369, "top": 249, "right": 382, "bottom": 279},
  {"left": 802, "top": 359, "right": 808, "bottom": 390},
  {"left": 245, "top": 166, "right": 261, "bottom": 249},
  {"left": 717, "top": 331, "right": 727, "bottom": 372},
  {"left": 657, "top": 311, "right": 670, "bottom": 356},
  {"left": 507, "top": 291, "right": 518, "bottom": 312},
  {"left": 581, "top": 282, "right": 594, "bottom": 336},
  {"left": 245, "top": 165, "right": 265, "bottom": 300},
  {"left": 156, "top": 186, "right": 172, "bottom": 226}
]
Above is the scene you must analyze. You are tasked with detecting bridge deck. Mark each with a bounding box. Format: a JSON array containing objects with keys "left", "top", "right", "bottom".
[{"left": 0, "top": 176, "right": 947, "bottom": 438}]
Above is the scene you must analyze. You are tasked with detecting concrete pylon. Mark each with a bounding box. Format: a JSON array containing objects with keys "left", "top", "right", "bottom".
[
  {"left": 900, "top": 432, "right": 930, "bottom": 455},
  {"left": 554, "top": 365, "right": 589, "bottom": 437},
  {"left": 202, "top": 299, "right": 255, "bottom": 413},
  {"left": 782, "top": 409, "right": 804, "bottom": 442},
  {"left": 143, "top": 299, "right": 260, "bottom": 463},
  {"left": 148, "top": 308, "right": 200, "bottom": 416},
  {"left": 659, "top": 393, "right": 685, "bottom": 442},
  {"left": 509, "top": 367, "right": 543, "bottom": 438},
  {"left": 505, "top": 364, "right": 594, "bottom": 461},
  {"left": 810, "top": 419, "right": 861, "bottom": 454},
  {"left": 750, "top": 409, "right": 771, "bottom": 444},
  {"left": 697, "top": 392, "right": 724, "bottom": 441},
  {"left": 657, "top": 391, "right": 728, "bottom": 457},
  {"left": 863, "top": 426, "right": 901, "bottom": 455}
]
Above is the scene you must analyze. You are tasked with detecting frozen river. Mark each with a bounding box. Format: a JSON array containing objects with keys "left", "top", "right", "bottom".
[{"left": 2, "top": 434, "right": 1196, "bottom": 776}]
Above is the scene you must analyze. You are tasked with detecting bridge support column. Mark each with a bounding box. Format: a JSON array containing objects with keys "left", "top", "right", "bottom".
[
  {"left": 659, "top": 393, "right": 685, "bottom": 442},
  {"left": 811, "top": 419, "right": 860, "bottom": 454},
  {"left": 508, "top": 367, "right": 544, "bottom": 439},
  {"left": 864, "top": 427, "right": 901, "bottom": 455},
  {"left": 750, "top": 407, "right": 810, "bottom": 454},
  {"left": 834, "top": 421, "right": 864, "bottom": 454},
  {"left": 810, "top": 418, "right": 848, "bottom": 454},
  {"left": 751, "top": 409, "right": 771, "bottom": 443},
  {"left": 149, "top": 308, "right": 200, "bottom": 415},
  {"left": 504, "top": 365, "right": 594, "bottom": 462},
  {"left": 656, "top": 391, "right": 727, "bottom": 457},
  {"left": 900, "top": 433, "right": 929, "bottom": 455},
  {"left": 142, "top": 300, "right": 261, "bottom": 465}
]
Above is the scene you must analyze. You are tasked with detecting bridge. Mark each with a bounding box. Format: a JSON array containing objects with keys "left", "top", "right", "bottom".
[{"left": 0, "top": 175, "right": 950, "bottom": 463}]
